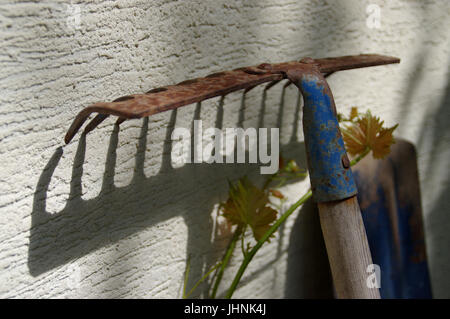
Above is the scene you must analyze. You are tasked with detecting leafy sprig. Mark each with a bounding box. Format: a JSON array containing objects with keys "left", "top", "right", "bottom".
[{"left": 340, "top": 107, "right": 398, "bottom": 159}]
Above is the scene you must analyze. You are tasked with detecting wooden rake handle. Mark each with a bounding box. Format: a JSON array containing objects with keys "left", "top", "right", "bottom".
[{"left": 318, "top": 197, "right": 380, "bottom": 298}]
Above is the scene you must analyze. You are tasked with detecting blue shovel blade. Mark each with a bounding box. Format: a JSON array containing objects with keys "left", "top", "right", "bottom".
[{"left": 353, "top": 139, "right": 432, "bottom": 299}]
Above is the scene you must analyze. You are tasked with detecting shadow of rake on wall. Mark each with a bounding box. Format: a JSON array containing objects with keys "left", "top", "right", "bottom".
[{"left": 29, "top": 85, "right": 308, "bottom": 297}]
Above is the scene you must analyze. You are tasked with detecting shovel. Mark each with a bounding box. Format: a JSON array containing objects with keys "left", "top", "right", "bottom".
[{"left": 353, "top": 138, "right": 433, "bottom": 298}]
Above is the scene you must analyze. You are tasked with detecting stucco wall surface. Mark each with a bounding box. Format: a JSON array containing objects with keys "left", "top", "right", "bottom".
[{"left": 0, "top": 0, "right": 449, "bottom": 298}]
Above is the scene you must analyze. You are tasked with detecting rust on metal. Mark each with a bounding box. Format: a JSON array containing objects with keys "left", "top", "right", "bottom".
[
  {"left": 64, "top": 54, "right": 400, "bottom": 144},
  {"left": 284, "top": 64, "right": 358, "bottom": 202},
  {"left": 341, "top": 154, "right": 351, "bottom": 169}
]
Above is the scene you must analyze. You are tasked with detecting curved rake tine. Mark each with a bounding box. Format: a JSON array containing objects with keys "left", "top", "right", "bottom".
[
  {"left": 264, "top": 79, "right": 282, "bottom": 91},
  {"left": 65, "top": 107, "right": 97, "bottom": 144},
  {"left": 116, "top": 117, "right": 127, "bottom": 125},
  {"left": 79, "top": 95, "right": 138, "bottom": 138},
  {"left": 244, "top": 84, "right": 260, "bottom": 94},
  {"left": 64, "top": 103, "right": 137, "bottom": 144},
  {"left": 84, "top": 114, "right": 109, "bottom": 134},
  {"left": 283, "top": 80, "right": 293, "bottom": 89}
]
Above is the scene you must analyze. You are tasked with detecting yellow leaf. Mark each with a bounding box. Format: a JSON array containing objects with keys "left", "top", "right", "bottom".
[
  {"left": 342, "top": 110, "right": 398, "bottom": 159},
  {"left": 250, "top": 206, "right": 278, "bottom": 241},
  {"left": 372, "top": 124, "right": 398, "bottom": 159},
  {"left": 342, "top": 124, "right": 367, "bottom": 155},
  {"left": 221, "top": 197, "right": 242, "bottom": 225},
  {"left": 220, "top": 177, "right": 278, "bottom": 241}
]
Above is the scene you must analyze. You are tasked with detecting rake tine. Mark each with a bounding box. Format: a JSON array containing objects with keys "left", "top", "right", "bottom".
[
  {"left": 283, "top": 80, "right": 293, "bottom": 89},
  {"left": 65, "top": 107, "right": 96, "bottom": 144},
  {"left": 64, "top": 102, "right": 138, "bottom": 144},
  {"left": 74, "top": 94, "right": 138, "bottom": 139},
  {"left": 116, "top": 117, "right": 127, "bottom": 125},
  {"left": 244, "top": 84, "right": 260, "bottom": 94},
  {"left": 264, "top": 79, "right": 282, "bottom": 91},
  {"left": 84, "top": 114, "right": 109, "bottom": 134}
]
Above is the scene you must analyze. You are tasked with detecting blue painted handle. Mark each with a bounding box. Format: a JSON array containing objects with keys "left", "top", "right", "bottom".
[{"left": 287, "top": 68, "right": 357, "bottom": 202}]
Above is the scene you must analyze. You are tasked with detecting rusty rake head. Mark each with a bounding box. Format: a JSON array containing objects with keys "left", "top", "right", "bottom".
[{"left": 64, "top": 54, "right": 400, "bottom": 144}]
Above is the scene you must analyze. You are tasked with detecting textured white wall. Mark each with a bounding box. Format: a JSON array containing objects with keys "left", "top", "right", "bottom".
[{"left": 0, "top": 0, "right": 448, "bottom": 298}]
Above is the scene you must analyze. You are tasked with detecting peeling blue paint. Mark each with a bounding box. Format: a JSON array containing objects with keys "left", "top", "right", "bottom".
[{"left": 298, "top": 73, "right": 357, "bottom": 202}]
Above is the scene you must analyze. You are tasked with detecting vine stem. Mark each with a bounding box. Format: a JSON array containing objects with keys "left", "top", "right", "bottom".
[
  {"left": 350, "top": 147, "right": 370, "bottom": 166},
  {"left": 209, "top": 225, "right": 242, "bottom": 298},
  {"left": 224, "top": 148, "right": 370, "bottom": 299},
  {"left": 182, "top": 255, "right": 191, "bottom": 298},
  {"left": 225, "top": 189, "right": 312, "bottom": 299},
  {"left": 184, "top": 261, "right": 222, "bottom": 299}
]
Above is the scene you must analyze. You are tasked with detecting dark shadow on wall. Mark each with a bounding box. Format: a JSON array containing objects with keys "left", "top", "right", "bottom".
[
  {"left": 422, "top": 71, "right": 450, "bottom": 298},
  {"left": 29, "top": 84, "right": 310, "bottom": 297},
  {"left": 284, "top": 199, "right": 333, "bottom": 298}
]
